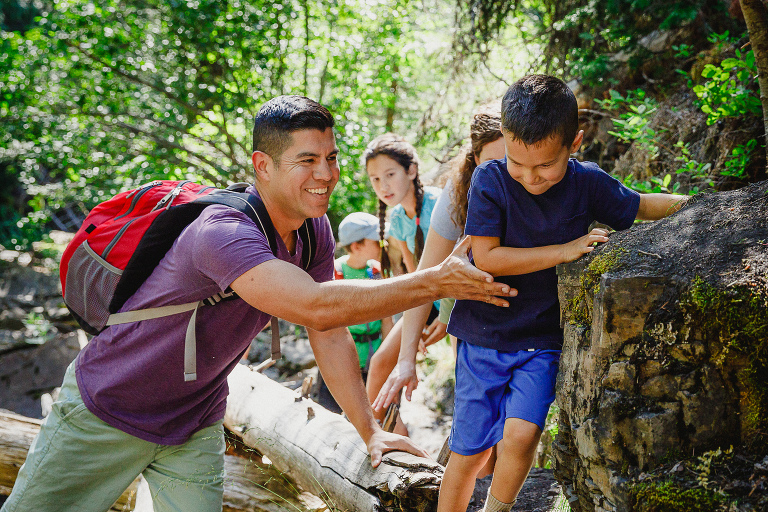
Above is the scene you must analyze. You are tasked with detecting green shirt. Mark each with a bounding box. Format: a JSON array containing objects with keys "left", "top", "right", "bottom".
[{"left": 337, "top": 257, "right": 382, "bottom": 336}]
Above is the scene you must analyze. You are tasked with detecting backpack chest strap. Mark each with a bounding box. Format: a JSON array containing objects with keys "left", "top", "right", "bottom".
[{"left": 106, "top": 293, "right": 281, "bottom": 382}]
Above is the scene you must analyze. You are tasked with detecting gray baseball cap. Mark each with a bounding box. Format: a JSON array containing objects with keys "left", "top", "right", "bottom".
[{"left": 338, "top": 212, "right": 388, "bottom": 246}]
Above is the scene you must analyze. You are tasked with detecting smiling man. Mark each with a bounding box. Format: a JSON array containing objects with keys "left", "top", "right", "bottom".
[{"left": 2, "top": 96, "right": 516, "bottom": 512}]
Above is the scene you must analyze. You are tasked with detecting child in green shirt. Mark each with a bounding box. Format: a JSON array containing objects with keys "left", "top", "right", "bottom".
[{"left": 317, "top": 212, "right": 394, "bottom": 413}]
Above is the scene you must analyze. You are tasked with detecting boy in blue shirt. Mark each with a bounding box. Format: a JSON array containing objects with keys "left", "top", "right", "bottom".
[{"left": 442, "top": 75, "right": 687, "bottom": 512}]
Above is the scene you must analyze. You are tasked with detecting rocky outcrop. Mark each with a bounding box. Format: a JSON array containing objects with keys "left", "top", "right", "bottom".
[{"left": 553, "top": 182, "right": 768, "bottom": 511}]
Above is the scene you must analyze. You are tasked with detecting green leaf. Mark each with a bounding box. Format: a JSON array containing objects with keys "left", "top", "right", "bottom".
[{"left": 701, "top": 65, "right": 718, "bottom": 78}]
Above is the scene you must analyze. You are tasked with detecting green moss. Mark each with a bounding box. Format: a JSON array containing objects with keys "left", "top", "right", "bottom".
[
  {"left": 681, "top": 277, "right": 768, "bottom": 448},
  {"left": 630, "top": 480, "right": 725, "bottom": 512},
  {"left": 567, "top": 248, "right": 628, "bottom": 326}
]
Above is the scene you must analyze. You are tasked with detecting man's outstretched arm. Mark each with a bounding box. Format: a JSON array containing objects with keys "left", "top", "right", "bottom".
[
  {"left": 231, "top": 237, "right": 516, "bottom": 332},
  {"left": 307, "top": 326, "right": 428, "bottom": 467}
]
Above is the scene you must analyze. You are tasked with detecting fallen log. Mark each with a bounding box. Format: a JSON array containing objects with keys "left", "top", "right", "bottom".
[
  {"left": 0, "top": 409, "right": 322, "bottom": 512},
  {"left": 225, "top": 364, "right": 444, "bottom": 512}
]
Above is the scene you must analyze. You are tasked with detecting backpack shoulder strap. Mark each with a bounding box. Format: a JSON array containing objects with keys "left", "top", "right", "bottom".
[
  {"left": 196, "top": 189, "right": 317, "bottom": 270},
  {"left": 298, "top": 218, "right": 316, "bottom": 271}
]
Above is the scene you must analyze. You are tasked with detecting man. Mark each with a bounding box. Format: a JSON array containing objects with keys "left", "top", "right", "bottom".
[{"left": 1, "top": 96, "right": 515, "bottom": 512}]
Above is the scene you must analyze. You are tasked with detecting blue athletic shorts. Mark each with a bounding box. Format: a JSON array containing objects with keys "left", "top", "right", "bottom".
[{"left": 449, "top": 341, "right": 561, "bottom": 456}]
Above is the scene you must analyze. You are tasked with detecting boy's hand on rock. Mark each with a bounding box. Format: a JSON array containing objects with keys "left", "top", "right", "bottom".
[
  {"left": 562, "top": 228, "right": 609, "bottom": 263},
  {"left": 435, "top": 236, "right": 517, "bottom": 306}
]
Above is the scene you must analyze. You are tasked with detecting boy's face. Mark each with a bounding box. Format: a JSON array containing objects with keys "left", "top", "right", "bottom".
[
  {"left": 502, "top": 129, "right": 584, "bottom": 195},
  {"left": 352, "top": 238, "right": 382, "bottom": 262}
]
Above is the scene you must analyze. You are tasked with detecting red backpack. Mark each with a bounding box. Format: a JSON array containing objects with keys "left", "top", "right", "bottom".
[{"left": 60, "top": 180, "right": 316, "bottom": 380}]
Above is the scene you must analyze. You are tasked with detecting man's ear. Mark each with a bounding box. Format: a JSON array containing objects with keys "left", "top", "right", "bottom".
[
  {"left": 569, "top": 130, "right": 585, "bottom": 155},
  {"left": 252, "top": 151, "right": 274, "bottom": 182}
]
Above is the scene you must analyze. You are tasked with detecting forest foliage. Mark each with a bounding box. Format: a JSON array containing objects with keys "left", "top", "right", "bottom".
[{"left": 1, "top": 0, "right": 764, "bottom": 250}]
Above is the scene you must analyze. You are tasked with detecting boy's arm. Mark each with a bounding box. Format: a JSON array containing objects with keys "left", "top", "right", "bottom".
[
  {"left": 637, "top": 193, "right": 688, "bottom": 220},
  {"left": 472, "top": 229, "right": 609, "bottom": 277}
]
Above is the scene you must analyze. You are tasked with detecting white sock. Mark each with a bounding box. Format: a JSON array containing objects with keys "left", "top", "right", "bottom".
[{"left": 481, "top": 489, "right": 515, "bottom": 512}]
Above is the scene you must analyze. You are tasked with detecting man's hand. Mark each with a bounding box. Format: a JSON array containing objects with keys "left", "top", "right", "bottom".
[
  {"left": 561, "top": 228, "right": 609, "bottom": 263},
  {"left": 434, "top": 236, "right": 517, "bottom": 305},
  {"left": 367, "top": 428, "right": 430, "bottom": 468},
  {"left": 372, "top": 360, "right": 418, "bottom": 412},
  {"left": 420, "top": 318, "right": 447, "bottom": 353}
]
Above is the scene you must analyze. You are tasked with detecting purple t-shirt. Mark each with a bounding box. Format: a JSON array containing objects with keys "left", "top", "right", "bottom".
[
  {"left": 448, "top": 158, "right": 640, "bottom": 352},
  {"left": 76, "top": 186, "right": 335, "bottom": 445}
]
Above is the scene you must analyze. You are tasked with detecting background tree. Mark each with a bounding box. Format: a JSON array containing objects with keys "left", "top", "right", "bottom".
[
  {"left": 740, "top": 0, "right": 768, "bottom": 172},
  {"left": 1, "top": 0, "right": 508, "bottom": 248}
]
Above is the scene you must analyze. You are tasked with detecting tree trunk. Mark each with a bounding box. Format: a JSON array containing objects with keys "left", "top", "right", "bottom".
[
  {"left": 302, "top": 0, "right": 310, "bottom": 96},
  {"left": 221, "top": 455, "right": 327, "bottom": 512},
  {"left": 741, "top": 0, "right": 768, "bottom": 171},
  {"left": 386, "top": 62, "right": 399, "bottom": 132},
  {"left": 224, "top": 364, "right": 443, "bottom": 512}
]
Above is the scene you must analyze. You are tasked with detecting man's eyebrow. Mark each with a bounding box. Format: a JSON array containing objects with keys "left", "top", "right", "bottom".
[{"left": 295, "top": 149, "right": 339, "bottom": 158}]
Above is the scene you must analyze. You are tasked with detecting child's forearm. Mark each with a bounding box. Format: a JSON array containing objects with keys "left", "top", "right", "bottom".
[
  {"left": 398, "top": 303, "right": 432, "bottom": 363},
  {"left": 380, "top": 316, "right": 394, "bottom": 340},
  {"left": 637, "top": 193, "right": 688, "bottom": 220},
  {"left": 474, "top": 244, "right": 566, "bottom": 276}
]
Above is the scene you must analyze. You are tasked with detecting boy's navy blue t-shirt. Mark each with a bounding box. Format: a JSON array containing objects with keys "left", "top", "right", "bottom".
[{"left": 447, "top": 158, "right": 640, "bottom": 352}]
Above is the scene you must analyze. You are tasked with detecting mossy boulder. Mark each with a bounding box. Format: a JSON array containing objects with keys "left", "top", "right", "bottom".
[{"left": 554, "top": 181, "right": 768, "bottom": 512}]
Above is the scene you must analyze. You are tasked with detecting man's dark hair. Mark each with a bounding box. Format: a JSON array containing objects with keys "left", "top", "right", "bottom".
[
  {"left": 252, "top": 95, "right": 335, "bottom": 161},
  {"left": 501, "top": 74, "right": 578, "bottom": 148}
]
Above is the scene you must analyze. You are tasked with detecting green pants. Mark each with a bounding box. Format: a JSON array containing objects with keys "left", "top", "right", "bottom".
[{"left": 1, "top": 362, "right": 225, "bottom": 512}]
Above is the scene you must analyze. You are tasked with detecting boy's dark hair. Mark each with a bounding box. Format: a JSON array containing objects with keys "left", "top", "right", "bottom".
[
  {"left": 252, "top": 95, "right": 335, "bottom": 161},
  {"left": 501, "top": 74, "right": 578, "bottom": 148}
]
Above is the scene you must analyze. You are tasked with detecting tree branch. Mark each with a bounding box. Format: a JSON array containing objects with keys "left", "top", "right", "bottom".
[{"left": 62, "top": 40, "right": 250, "bottom": 157}]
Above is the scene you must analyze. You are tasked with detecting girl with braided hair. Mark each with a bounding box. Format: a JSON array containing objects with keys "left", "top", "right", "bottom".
[
  {"left": 364, "top": 133, "right": 436, "bottom": 275},
  {"left": 363, "top": 133, "right": 442, "bottom": 435}
]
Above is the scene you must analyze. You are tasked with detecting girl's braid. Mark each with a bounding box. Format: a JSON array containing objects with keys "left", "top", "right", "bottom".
[
  {"left": 378, "top": 199, "right": 392, "bottom": 278},
  {"left": 413, "top": 173, "right": 425, "bottom": 264}
]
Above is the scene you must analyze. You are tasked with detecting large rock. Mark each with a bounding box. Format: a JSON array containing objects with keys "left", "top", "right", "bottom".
[{"left": 554, "top": 182, "right": 768, "bottom": 511}]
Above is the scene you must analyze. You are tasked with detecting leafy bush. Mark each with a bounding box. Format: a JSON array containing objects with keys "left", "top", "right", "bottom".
[
  {"left": 597, "top": 89, "right": 661, "bottom": 160},
  {"left": 722, "top": 139, "right": 758, "bottom": 179},
  {"left": 692, "top": 46, "right": 762, "bottom": 125},
  {"left": 673, "top": 141, "right": 713, "bottom": 193}
]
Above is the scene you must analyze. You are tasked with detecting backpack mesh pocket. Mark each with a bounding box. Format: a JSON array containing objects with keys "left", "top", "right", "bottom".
[{"left": 63, "top": 241, "right": 123, "bottom": 333}]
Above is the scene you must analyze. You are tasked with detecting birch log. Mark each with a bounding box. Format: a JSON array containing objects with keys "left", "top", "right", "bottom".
[{"left": 224, "top": 364, "right": 444, "bottom": 512}]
